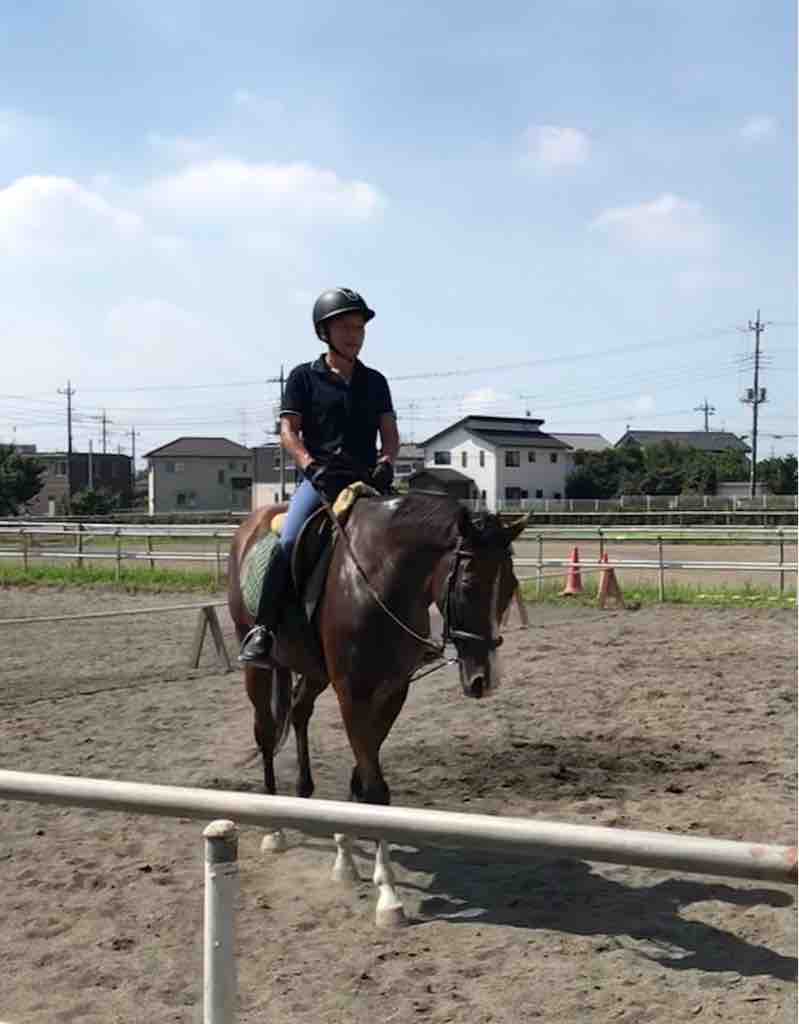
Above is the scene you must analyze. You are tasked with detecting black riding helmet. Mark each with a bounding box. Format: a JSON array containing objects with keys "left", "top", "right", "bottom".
[{"left": 312, "top": 288, "right": 375, "bottom": 341}]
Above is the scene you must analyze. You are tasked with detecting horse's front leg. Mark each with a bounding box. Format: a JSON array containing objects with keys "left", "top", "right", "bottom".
[
  {"left": 244, "top": 663, "right": 288, "bottom": 853},
  {"left": 336, "top": 682, "right": 411, "bottom": 926}
]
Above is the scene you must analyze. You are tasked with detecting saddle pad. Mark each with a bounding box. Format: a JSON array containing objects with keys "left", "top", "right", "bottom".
[
  {"left": 269, "top": 480, "right": 379, "bottom": 536},
  {"left": 241, "top": 531, "right": 281, "bottom": 617}
]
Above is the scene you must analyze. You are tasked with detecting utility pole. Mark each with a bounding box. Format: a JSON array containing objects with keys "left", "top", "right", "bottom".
[
  {"left": 57, "top": 380, "right": 76, "bottom": 509},
  {"left": 741, "top": 310, "right": 768, "bottom": 497},
  {"left": 266, "top": 366, "right": 286, "bottom": 500},
  {"left": 693, "top": 397, "right": 716, "bottom": 432},
  {"left": 129, "top": 427, "right": 140, "bottom": 501},
  {"left": 101, "top": 410, "right": 110, "bottom": 454}
]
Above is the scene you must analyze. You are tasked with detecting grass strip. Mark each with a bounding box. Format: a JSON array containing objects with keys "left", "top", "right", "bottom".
[
  {"left": 520, "top": 578, "right": 796, "bottom": 609},
  {"left": 0, "top": 564, "right": 224, "bottom": 594}
]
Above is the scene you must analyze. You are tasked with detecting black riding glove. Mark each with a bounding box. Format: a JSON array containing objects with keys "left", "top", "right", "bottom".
[
  {"left": 371, "top": 460, "right": 394, "bottom": 494},
  {"left": 304, "top": 460, "right": 330, "bottom": 492}
]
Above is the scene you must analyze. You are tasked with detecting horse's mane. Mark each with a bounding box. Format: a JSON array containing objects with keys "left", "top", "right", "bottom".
[
  {"left": 389, "top": 490, "right": 464, "bottom": 547},
  {"left": 388, "top": 492, "right": 510, "bottom": 550}
]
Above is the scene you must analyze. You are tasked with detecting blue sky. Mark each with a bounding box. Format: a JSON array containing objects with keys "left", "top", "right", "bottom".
[{"left": 2, "top": 0, "right": 796, "bottom": 463}]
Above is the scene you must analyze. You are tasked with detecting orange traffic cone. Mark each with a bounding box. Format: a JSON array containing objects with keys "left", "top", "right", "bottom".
[
  {"left": 597, "top": 552, "right": 625, "bottom": 609},
  {"left": 561, "top": 546, "right": 583, "bottom": 596}
]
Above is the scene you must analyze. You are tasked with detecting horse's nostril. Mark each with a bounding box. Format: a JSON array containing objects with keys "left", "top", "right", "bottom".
[{"left": 469, "top": 676, "right": 484, "bottom": 698}]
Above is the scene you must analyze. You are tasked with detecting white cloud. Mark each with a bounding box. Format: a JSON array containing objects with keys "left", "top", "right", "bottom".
[
  {"left": 462, "top": 387, "right": 508, "bottom": 410},
  {"left": 590, "top": 193, "right": 716, "bottom": 250},
  {"left": 0, "top": 175, "right": 143, "bottom": 257},
  {"left": 740, "top": 115, "right": 777, "bottom": 142},
  {"left": 523, "top": 125, "right": 590, "bottom": 170},
  {"left": 145, "top": 157, "right": 385, "bottom": 224}
]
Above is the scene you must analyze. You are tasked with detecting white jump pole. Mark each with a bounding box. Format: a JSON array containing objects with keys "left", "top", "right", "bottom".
[
  {"left": 203, "top": 820, "right": 238, "bottom": 1024},
  {"left": 0, "top": 770, "right": 795, "bottom": 886}
]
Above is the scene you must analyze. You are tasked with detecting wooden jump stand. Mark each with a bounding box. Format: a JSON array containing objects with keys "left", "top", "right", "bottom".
[
  {"left": 189, "top": 606, "right": 232, "bottom": 672},
  {"left": 502, "top": 585, "right": 529, "bottom": 628}
]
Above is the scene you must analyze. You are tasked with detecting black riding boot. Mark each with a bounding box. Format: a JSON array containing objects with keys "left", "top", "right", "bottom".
[{"left": 238, "top": 546, "right": 291, "bottom": 667}]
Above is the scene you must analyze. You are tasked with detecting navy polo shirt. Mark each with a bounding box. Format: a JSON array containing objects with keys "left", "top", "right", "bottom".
[{"left": 280, "top": 354, "right": 394, "bottom": 470}]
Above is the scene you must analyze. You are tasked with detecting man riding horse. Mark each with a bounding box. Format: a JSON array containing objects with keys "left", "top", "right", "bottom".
[{"left": 238, "top": 287, "right": 399, "bottom": 667}]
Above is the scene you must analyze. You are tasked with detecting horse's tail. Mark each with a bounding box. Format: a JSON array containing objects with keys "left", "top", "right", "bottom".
[{"left": 272, "top": 667, "right": 293, "bottom": 755}]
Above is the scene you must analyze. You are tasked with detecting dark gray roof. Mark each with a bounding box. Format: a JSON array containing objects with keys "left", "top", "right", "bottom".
[
  {"left": 408, "top": 467, "right": 472, "bottom": 483},
  {"left": 144, "top": 436, "right": 253, "bottom": 459},
  {"left": 469, "top": 428, "right": 570, "bottom": 450},
  {"left": 420, "top": 415, "right": 545, "bottom": 447},
  {"left": 615, "top": 430, "right": 750, "bottom": 453},
  {"left": 552, "top": 433, "right": 612, "bottom": 452}
]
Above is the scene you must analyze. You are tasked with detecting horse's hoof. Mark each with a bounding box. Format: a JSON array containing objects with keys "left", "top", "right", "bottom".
[
  {"left": 375, "top": 899, "right": 407, "bottom": 929},
  {"left": 260, "top": 830, "right": 287, "bottom": 853}
]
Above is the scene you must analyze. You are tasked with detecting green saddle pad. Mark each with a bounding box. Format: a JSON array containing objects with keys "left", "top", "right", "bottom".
[{"left": 241, "top": 532, "right": 281, "bottom": 618}]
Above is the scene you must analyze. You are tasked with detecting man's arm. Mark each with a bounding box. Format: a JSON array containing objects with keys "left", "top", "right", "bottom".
[
  {"left": 280, "top": 414, "right": 313, "bottom": 472},
  {"left": 378, "top": 412, "right": 400, "bottom": 464}
]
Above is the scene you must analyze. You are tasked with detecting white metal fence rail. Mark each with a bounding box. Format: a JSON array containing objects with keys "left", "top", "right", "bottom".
[{"left": 1, "top": 769, "right": 795, "bottom": 1022}]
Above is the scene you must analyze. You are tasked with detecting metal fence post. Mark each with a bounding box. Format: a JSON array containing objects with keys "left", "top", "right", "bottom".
[
  {"left": 146, "top": 535, "right": 155, "bottom": 571},
  {"left": 115, "top": 530, "right": 122, "bottom": 581},
  {"left": 75, "top": 528, "right": 83, "bottom": 569},
  {"left": 598, "top": 528, "right": 605, "bottom": 563},
  {"left": 778, "top": 530, "right": 785, "bottom": 594},
  {"left": 214, "top": 535, "right": 222, "bottom": 585},
  {"left": 657, "top": 536, "right": 665, "bottom": 602},
  {"left": 536, "top": 534, "right": 543, "bottom": 597},
  {"left": 204, "top": 820, "right": 239, "bottom": 1024}
]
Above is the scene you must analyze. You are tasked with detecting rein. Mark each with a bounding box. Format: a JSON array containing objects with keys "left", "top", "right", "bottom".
[{"left": 320, "top": 499, "right": 502, "bottom": 677}]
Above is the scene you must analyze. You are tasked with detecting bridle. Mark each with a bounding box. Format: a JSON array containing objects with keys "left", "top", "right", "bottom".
[
  {"left": 439, "top": 537, "right": 504, "bottom": 651},
  {"left": 326, "top": 505, "right": 502, "bottom": 678}
]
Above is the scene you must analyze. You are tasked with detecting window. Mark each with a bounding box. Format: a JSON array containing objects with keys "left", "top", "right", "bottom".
[
  {"left": 166, "top": 461, "right": 175, "bottom": 474},
  {"left": 228, "top": 462, "right": 235, "bottom": 470},
  {"left": 479, "top": 451, "right": 485, "bottom": 467},
  {"left": 242, "top": 462, "right": 248, "bottom": 472},
  {"left": 554, "top": 492, "right": 562, "bottom": 500},
  {"left": 461, "top": 451, "right": 467, "bottom": 468},
  {"left": 505, "top": 451, "right": 520, "bottom": 467},
  {"left": 273, "top": 452, "right": 281, "bottom": 468},
  {"left": 535, "top": 489, "right": 543, "bottom": 499},
  {"left": 218, "top": 469, "right": 225, "bottom": 484},
  {"left": 434, "top": 451, "right": 451, "bottom": 465},
  {"left": 188, "top": 491, "right": 197, "bottom": 507},
  {"left": 521, "top": 489, "right": 529, "bottom": 499},
  {"left": 505, "top": 487, "right": 522, "bottom": 501},
  {"left": 395, "top": 462, "right": 411, "bottom": 475},
  {"left": 550, "top": 453, "right": 557, "bottom": 463},
  {"left": 176, "top": 492, "right": 186, "bottom": 506},
  {"left": 57, "top": 461, "right": 66, "bottom": 476},
  {"left": 480, "top": 490, "right": 486, "bottom": 500},
  {"left": 528, "top": 451, "right": 536, "bottom": 463}
]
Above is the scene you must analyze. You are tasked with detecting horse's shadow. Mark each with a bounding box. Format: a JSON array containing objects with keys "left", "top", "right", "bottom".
[{"left": 341, "top": 839, "right": 796, "bottom": 983}]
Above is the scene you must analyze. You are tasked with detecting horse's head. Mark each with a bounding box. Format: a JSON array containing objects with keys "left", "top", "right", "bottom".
[{"left": 441, "top": 510, "right": 528, "bottom": 699}]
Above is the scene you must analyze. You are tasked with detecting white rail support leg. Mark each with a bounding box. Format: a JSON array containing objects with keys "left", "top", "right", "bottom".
[
  {"left": 332, "top": 832, "right": 359, "bottom": 882},
  {"left": 204, "top": 820, "right": 239, "bottom": 1024},
  {"left": 260, "top": 828, "right": 287, "bottom": 853},
  {"left": 373, "top": 839, "right": 406, "bottom": 928}
]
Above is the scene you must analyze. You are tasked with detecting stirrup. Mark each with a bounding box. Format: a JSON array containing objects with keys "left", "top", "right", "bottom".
[{"left": 238, "top": 625, "right": 274, "bottom": 667}]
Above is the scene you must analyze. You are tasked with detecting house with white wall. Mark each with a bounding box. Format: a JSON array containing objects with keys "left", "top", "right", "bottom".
[{"left": 420, "top": 416, "right": 574, "bottom": 511}]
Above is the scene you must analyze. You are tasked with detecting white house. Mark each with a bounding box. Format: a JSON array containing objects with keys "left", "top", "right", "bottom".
[{"left": 420, "top": 416, "right": 575, "bottom": 511}]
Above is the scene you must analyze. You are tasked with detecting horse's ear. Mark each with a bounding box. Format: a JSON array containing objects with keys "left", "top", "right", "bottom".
[{"left": 503, "top": 513, "right": 530, "bottom": 544}]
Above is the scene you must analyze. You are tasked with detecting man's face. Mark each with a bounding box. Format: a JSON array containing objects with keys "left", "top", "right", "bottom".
[{"left": 326, "top": 312, "right": 366, "bottom": 361}]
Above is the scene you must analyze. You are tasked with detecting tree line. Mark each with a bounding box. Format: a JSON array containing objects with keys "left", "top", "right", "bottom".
[{"left": 565, "top": 442, "right": 797, "bottom": 499}]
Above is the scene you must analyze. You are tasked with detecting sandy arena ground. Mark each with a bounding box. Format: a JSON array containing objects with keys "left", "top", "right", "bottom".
[{"left": 0, "top": 587, "right": 796, "bottom": 1023}]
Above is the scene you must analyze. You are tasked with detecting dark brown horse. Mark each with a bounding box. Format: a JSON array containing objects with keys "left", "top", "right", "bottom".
[{"left": 228, "top": 490, "right": 527, "bottom": 923}]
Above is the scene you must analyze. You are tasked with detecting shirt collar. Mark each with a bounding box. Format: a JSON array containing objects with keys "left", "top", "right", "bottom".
[{"left": 311, "top": 353, "right": 363, "bottom": 380}]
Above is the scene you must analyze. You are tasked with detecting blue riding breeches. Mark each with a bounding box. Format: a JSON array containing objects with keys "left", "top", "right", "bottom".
[{"left": 278, "top": 479, "right": 324, "bottom": 556}]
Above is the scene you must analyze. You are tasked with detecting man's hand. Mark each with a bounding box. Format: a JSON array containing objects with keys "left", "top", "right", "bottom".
[{"left": 371, "top": 459, "right": 394, "bottom": 494}]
